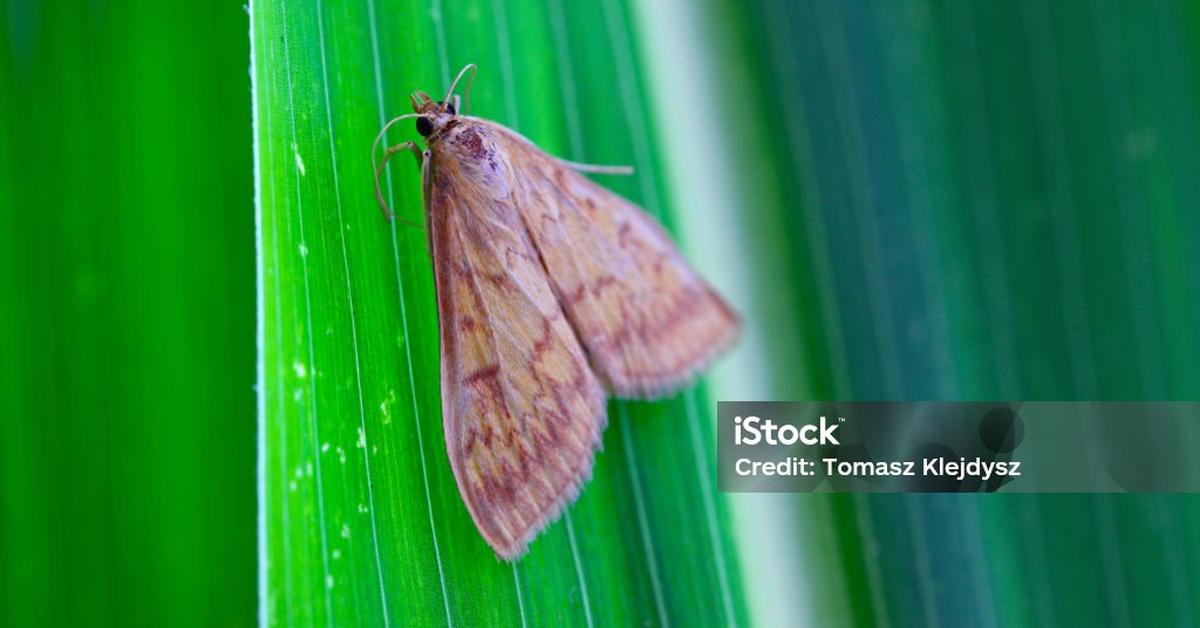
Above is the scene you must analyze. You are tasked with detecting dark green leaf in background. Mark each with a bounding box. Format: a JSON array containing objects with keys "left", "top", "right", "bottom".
[
  {"left": 1, "top": 2, "right": 255, "bottom": 626},
  {"left": 707, "top": 0, "right": 1200, "bottom": 626}
]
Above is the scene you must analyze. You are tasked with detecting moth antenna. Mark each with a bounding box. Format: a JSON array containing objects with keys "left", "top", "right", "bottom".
[
  {"left": 371, "top": 113, "right": 425, "bottom": 228},
  {"left": 557, "top": 158, "right": 635, "bottom": 176},
  {"left": 443, "top": 63, "right": 477, "bottom": 114}
]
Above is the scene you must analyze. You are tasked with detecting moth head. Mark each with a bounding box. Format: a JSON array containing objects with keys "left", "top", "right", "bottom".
[
  {"left": 409, "top": 90, "right": 457, "bottom": 138},
  {"left": 408, "top": 64, "right": 477, "bottom": 139}
]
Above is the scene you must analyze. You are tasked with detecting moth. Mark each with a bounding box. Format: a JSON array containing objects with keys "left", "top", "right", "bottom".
[{"left": 372, "top": 64, "right": 739, "bottom": 560}]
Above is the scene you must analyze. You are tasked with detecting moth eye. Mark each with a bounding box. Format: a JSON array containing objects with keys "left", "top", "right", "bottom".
[
  {"left": 416, "top": 116, "right": 433, "bottom": 137},
  {"left": 445, "top": 102, "right": 457, "bottom": 115}
]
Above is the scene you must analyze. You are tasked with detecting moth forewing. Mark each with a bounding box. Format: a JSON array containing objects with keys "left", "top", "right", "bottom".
[
  {"left": 376, "top": 66, "right": 739, "bottom": 560},
  {"left": 427, "top": 117, "right": 607, "bottom": 560}
]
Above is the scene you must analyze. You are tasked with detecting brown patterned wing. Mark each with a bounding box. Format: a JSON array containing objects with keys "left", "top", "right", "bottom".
[
  {"left": 485, "top": 122, "right": 741, "bottom": 399},
  {"left": 428, "top": 161, "right": 607, "bottom": 560}
]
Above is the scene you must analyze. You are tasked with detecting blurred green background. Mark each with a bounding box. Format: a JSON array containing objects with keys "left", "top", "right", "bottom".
[
  {"left": 5, "top": 0, "right": 1200, "bottom": 626},
  {"left": 1, "top": 1, "right": 256, "bottom": 626}
]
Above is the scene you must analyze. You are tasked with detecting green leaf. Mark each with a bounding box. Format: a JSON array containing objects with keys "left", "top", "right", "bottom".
[
  {"left": 252, "top": 0, "right": 749, "bottom": 625},
  {"left": 1, "top": 3, "right": 256, "bottom": 626}
]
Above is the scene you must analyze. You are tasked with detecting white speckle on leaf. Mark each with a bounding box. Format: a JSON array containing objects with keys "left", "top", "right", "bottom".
[
  {"left": 305, "top": 461, "right": 313, "bottom": 477},
  {"left": 341, "top": 523, "right": 351, "bottom": 539},
  {"left": 293, "top": 466, "right": 303, "bottom": 479},
  {"left": 357, "top": 503, "right": 369, "bottom": 514},
  {"left": 321, "top": 442, "right": 330, "bottom": 453},
  {"left": 288, "top": 480, "right": 297, "bottom": 492},
  {"left": 298, "top": 243, "right": 308, "bottom": 258},
  {"left": 335, "top": 446, "right": 346, "bottom": 465},
  {"left": 325, "top": 575, "right": 334, "bottom": 589},
  {"left": 293, "top": 142, "right": 306, "bottom": 175},
  {"left": 356, "top": 427, "right": 366, "bottom": 449},
  {"left": 332, "top": 549, "right": 342, "bottom": 560},
  {"left": 379, "top": 390, "right": 396, "bottom": 425},
  {"left": 293, "top": 361, "right": 307, "bottom": 378},
  {"left": 292, "top": 388, "right": 303, "bottom": 402}
]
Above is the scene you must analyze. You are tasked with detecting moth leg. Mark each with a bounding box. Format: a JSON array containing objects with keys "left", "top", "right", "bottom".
[
  {"left": 380, "top": 140, "right": 423, "bottom": 170},
  {"left": 554, "top": 157, "right": 634, "bottom": 176},
  {"left": 373, "top": 141, "right": 425, "bottom": 228}
]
